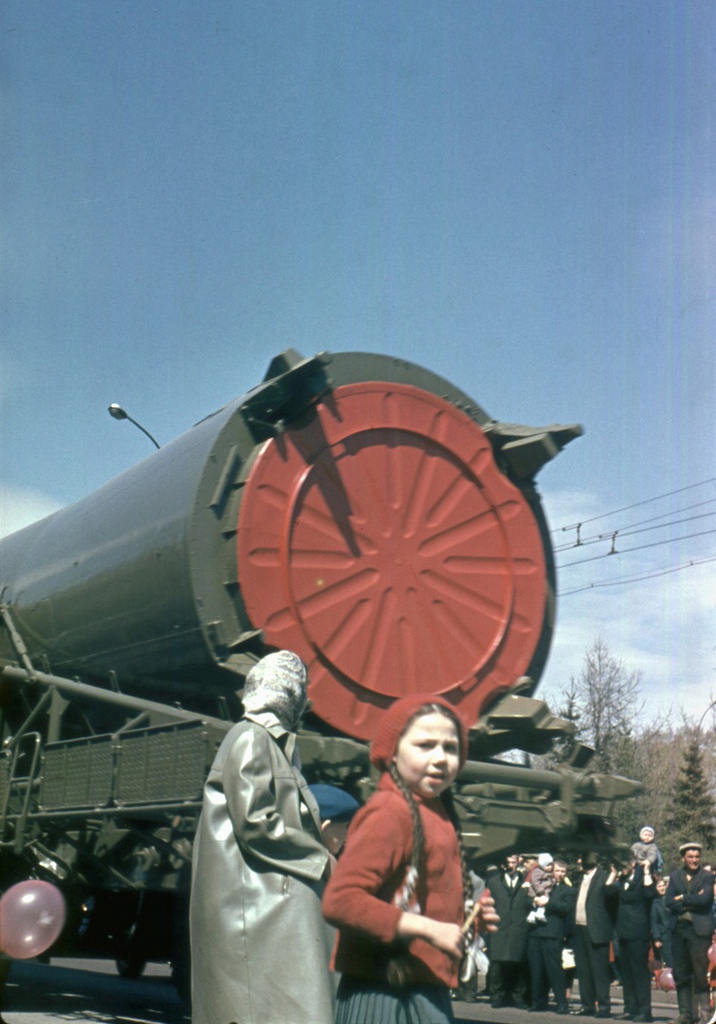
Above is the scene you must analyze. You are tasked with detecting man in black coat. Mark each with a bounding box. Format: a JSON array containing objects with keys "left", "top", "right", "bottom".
[
  {"left": 571, "top": 852, "right": 617, "bottom": 1018},
  {"left": 487, "top": 854, "right": 532, "bottom": 1008},
  {"left": 666, "top": 841, "right": 715, "bottom": 1024},
  {"left": 605, "top": 858, "right": 655, "bottom": 1022},
  {"left": 528, "top": 860, "right": 577, "bottom": 1014}
]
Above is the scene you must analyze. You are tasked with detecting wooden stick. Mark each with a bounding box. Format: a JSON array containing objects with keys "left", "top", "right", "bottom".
[{"left": 461, "top": 899, "right": 482, "bottom": 935}]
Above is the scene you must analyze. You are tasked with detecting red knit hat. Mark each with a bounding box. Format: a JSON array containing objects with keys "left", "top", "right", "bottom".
[{"left": 370, "top": 694, "right": 469, "bottom": 772}]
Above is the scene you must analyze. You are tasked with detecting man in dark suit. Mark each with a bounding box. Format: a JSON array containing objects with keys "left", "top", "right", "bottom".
[
  {"left": 571, "top": 852, "right": 616, "bottom": 1018},
  {"left": 487, "top": 853, "right": 532, "bottom": 1008},
  {"left": 666, "top": 841, "right": 715, "bottom": 1024},
  {"left": 529, "top": 859, "right": 577, "bottom": 1014},
  {"left": 605, "top": 858, "right": 655, "bottom": 1022}
]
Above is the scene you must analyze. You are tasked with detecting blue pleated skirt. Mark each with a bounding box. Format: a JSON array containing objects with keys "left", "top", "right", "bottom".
[{"left": 334, "top": 976, "right": 455, "bottom": 1024}]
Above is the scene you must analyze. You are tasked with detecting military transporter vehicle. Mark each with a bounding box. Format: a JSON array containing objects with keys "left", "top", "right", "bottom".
[{"left": 0, "top": 349, "right": 638, "bottom": 977}]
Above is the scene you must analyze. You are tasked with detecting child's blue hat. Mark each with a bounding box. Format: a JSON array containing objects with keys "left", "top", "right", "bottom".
[{"left": 309, "top": 784, "right": 360, "bottom": 822}]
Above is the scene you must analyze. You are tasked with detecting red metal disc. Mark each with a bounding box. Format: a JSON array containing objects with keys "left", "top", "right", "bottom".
[{"left": 237, "top": 382, "right": 547, "bottom": 740}]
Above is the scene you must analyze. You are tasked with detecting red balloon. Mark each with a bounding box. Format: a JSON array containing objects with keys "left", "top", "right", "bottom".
[
  {"left": 658, "top": 966, "right": 676, "bottom": 991},
  {"left": 0, "top": 880, "right": 66, "bottom": 959}
]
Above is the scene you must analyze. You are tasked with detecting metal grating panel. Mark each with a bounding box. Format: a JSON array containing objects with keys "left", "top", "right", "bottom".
[
  {"left": 41, "top": 736, "right": 114, "bottom": 809},
  {"left": 115, "top": 722, "right": 209, "bottom": 806}
]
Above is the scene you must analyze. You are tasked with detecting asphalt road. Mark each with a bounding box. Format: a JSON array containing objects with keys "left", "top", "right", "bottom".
[
  {"left": 1, "top": 958, "right": 680, "bottom": 1024},
  {"left": 1, "top": 958, "right": 188, "bottom": 1024},
  {"left": 451, "top": 992, "right": 679, "bottom": 1024}
]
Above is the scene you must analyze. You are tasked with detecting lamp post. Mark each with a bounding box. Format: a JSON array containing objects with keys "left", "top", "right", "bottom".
[{"left": 108, "top": 404, "right": 160, "bottom": 450}]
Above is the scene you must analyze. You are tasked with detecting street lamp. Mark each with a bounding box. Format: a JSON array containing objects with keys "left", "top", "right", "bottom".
[{"left": 108, "top": 404, "right": 161, "bottom": 450}]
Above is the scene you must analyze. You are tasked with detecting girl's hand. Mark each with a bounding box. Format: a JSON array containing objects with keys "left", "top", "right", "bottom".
[
  {"left": 425, "top": 919, "right": 466, "bottom": 959},
  {"left": 477, "top": 890, "right": 500, "bottom": 933},
  {"left": 396, "top": 913, "right": 465, "bottom": 960}
]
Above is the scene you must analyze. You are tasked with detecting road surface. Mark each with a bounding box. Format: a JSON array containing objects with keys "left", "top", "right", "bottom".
[
  {"left": 1, "top": 957, "right": 679, "bottom": 1024},
  {"left": 1, "top": 957, "right": 188, "bottom": 1023}
]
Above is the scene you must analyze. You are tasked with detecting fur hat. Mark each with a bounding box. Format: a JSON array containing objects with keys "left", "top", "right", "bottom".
[
  {"left": 369, "top": 694, "right": 468, "bottom": 772},
  {"left": 640, "top": 826, "right": 655, "bottom": 841},
  {"left": 242, "top": 650, "right": 307, "bottom": 730},
  {"left": 538, "top": 853, "right": 554, "bottom": 869}
]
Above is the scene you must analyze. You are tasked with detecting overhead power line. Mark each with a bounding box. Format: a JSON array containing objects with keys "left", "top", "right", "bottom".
[
  {"left": 559, "top": 554, "right": 716, "bottom": 596},
  {"left": 552, "top": 476, "right": 716, "bottom": 538},
  {"left": 554, "top": 508, "right": 716, "bottom": 555},
  {"left": 553, "top": 497, "right": 716, "bottom": 552},
  {"left": 550, "top": 477, "right": 716, "bottom": 598},
  {"left": 557, "top": 526, "right": 716, "bottom": 569}
]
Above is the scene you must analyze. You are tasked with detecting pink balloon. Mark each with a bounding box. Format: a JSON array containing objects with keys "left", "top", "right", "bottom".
[
  {"left": 658, "top": 966, "right": 675, "bottom": 991},
  {"left": 0, "top": 880, "right": 66, "bottom": 959}
]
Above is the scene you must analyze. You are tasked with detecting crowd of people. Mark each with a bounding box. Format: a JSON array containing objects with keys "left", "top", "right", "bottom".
[
  {"left": 188, "top": 648, "right": 715, "bottom": 1024},
  {"left": 456, "top": 834, "right": 716, "bottom": 1024}
]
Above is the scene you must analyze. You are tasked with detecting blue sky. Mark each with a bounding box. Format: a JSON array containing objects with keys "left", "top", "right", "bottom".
[{"left": 2, "top": 1, "right": 714, "bottom": 726}]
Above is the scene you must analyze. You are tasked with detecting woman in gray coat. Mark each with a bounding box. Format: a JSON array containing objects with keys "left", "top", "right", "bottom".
[{"left": 190, "top": 651, "right": 334, "bottom": 1024}]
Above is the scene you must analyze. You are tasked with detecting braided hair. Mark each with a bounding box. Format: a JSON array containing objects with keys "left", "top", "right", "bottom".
[
  {"left": 390, "top": 703, "right": 473, "bottom": 921},
  {"left": 376, "top": 699, "right": 474, "bottom": 987}
]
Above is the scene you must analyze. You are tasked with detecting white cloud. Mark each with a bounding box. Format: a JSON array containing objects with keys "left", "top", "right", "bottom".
[{"left": 0, "top": 485, "right": 63, "bottom": 539}]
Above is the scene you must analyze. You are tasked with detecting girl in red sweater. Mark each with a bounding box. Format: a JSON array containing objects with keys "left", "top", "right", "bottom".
[{"left": 322, "top": 694, "right": 496, "bottom": 1024}]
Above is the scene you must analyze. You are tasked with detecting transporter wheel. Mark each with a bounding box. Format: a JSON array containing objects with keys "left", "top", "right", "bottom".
[{"left": 115, "top": 955, "right": 147, "bottom": 979}]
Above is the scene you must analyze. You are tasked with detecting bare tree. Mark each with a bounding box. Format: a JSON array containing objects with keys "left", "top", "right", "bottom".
[
  {"left": 543, "top": 675, "right": 581, "bottom": 768},
  {"left": 542, "top": 636, "right": 644, "bottom": 840},
  {"left": 629, "top": 716, "right": 681, "bottom": 868},
  {"left": 536, "top": 639, "right": 716, "bottom": 868},
  {"left": 571, "top": 635, "right": 644, "bottom": 776}
]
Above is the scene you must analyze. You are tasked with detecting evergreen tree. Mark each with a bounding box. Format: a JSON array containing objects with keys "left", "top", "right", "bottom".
[{"left": 671, "top": 731, "right": 716, "bottom": 852}]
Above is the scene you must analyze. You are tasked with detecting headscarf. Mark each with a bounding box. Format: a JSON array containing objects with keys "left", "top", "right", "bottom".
[{"left": 242, "top": 650, "right": 307, "bottom": 731}]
